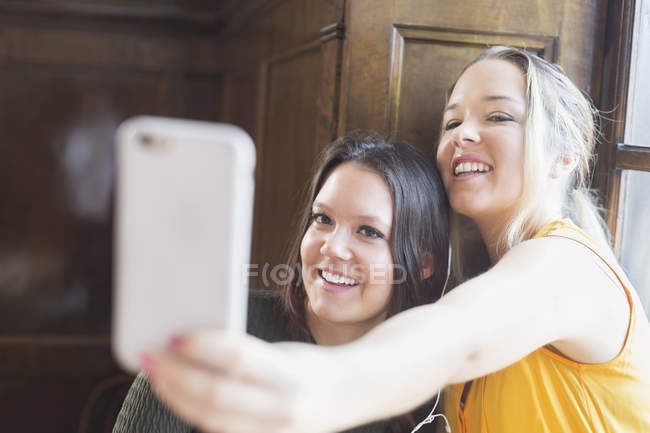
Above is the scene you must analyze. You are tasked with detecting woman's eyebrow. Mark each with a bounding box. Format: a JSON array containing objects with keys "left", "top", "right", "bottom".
[
  {"left": 444, "top": 95, "right": 524, "bottom": 113},
  {"left": 443, "top": 103, "right": 458, "bottom": 113},
  {"left": 311, "top": 201, "right": 329, "bottom": 211},
  {"left": 483, "top": 95, "right": 524, "bottom": 106},
  {"left": 313, "top": 201, "right": 389, "bottom": 227},
  {"left": 356, "top": 215, "right": 389, "bottom": 227}
]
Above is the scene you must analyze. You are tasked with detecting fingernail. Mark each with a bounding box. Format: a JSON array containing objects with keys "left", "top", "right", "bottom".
[
  {"left": 169, "top": 335, "right": 184, "bottom": 350},
  {"left": 140, "top": 353, "right": 157, "bottom": 380}
]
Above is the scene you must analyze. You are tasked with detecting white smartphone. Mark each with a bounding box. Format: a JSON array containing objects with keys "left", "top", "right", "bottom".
[{"left": 112, "top": 116, "right": 256, "bottom": 373}]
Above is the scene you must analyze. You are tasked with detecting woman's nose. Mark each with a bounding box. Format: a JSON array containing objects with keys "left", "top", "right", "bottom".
[
  {"left": 320, "top": 229, "right": 352, "bottom": 261},
  {"left": 453, "top": 120, "right": 481, "bottom": 148}
]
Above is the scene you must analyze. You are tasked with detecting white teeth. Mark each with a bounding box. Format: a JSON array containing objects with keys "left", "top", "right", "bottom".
[
  {"left": 454, "top": 161, "right": 492, "bottom": 175},
  {"left": 321, "top": 270, "right": 359, "bottom": 286}
]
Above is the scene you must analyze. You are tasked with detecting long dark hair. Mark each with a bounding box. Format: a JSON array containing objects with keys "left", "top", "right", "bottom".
[{"left": 281, "top": 131, "right": 449, "bottom": 339}]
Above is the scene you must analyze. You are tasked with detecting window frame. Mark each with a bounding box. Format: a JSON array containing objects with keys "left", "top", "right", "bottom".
[{"left": 595, "top": 0, "right": 650, "bottom": 255}]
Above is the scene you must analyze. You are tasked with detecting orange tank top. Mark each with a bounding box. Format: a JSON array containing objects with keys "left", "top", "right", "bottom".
[{"left": 444, "top": 220, "right": 650, "bottom": 433}]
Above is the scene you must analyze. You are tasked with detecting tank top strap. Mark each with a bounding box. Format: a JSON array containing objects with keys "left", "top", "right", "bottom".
[
  {"left": 533, "top": 219, "right": 637, "bottom": 352},
  {"left": 532, "top": 219, "right": 589, "bottom": 241}
]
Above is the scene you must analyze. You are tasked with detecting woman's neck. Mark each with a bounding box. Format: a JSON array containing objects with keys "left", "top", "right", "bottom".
[
  {"left": 305, "top": 304, "right": 386, "bottom": 346},
  {"left": 473, "top": 206, "right": 563, "bottom": 264}
]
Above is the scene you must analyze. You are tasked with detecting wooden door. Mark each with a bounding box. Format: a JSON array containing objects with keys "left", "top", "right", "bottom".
[
  {"left": 216, "top": 0, "right": 345, "bottom": 289},
  {"left": 338, "top": 0, "right": 607, "bottom": 159}
]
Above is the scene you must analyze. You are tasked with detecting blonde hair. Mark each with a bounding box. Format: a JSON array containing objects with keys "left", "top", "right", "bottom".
[{"left": 445, "top": 46, "right": 610, "bottom": 281}]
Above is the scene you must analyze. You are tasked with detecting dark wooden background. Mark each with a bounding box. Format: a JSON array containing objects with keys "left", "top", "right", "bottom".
[{"left": 0, "top": 0, "right": 614, "bottom": 431}]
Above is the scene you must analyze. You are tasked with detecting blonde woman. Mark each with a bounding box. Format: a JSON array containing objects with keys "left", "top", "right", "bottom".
[{"left": 138, "top": 47, "right": 650, "bottom": 433}]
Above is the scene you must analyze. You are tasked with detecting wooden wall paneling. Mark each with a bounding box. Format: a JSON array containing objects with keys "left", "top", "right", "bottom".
[
  {"left": 213, "top": 0, "right": 346, "bottom": 137},
  {"left": 0, "top": 26, "right": 185, "bottom": 69},
  {"left": 336, "top": 0, "right": 393, "bottom": 137},
  {"left": 0, "top": 376, "right": 131, "bottom": 433},
  {"left": 0, "top": 0, "right": 226, "bottom": 32},
  {"left": 386, "top": 25, "right": 556, "bottom": 159},
  {"left": 0, "top": 62, "right": 168, "bottom": 333},
  {"left": 248, "top": 19, "right": 344, "bottom": 286},
  {"left": 555, "top": 0, "right": 608, "bottom": 100},
  {"left": 0, "top": 59, "right": 163, "bottom": 431},
  {"left": 0, "top": 337, "right": 132, "bottom": 432},
  {"left": 182, "top": 71, "right": 224, "bottom": 121},
  {"left": 251, "top": 40, "right": 325, "bottom": 289},
  {"left": 341, "top": 0, "right": 606, "bottom": 149},
  {"left": 0, "top": 14, "right": 225, "bottom": 431},
  {"left": 216, "top": 0, "right": 344, "bottom": 290},
  {"left": 316, "top": 21, "right": 345, "bottom": 150}
]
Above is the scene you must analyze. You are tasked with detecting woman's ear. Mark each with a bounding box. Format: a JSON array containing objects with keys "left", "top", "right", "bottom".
[
  {"left": 550, "top": 153, "right": 579, "bottom": 179},
  {"left": 420, "top": 253, "right": 435, "bottom": 280}
]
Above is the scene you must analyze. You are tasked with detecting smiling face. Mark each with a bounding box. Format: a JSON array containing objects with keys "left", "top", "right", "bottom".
[
  {"left": 436, "top": 59, "right": 527, "bottom": 225},
  {"left": 300, "top": 162, "right": 394, "bottom": 331}
]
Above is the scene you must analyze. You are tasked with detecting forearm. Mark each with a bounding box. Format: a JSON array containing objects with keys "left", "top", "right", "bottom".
[
  {"left": 313, "top": 269, "right": 552, "bottom": 431},
  {"left": 314, "top": 302, "right": 465, "bottom": 432}
]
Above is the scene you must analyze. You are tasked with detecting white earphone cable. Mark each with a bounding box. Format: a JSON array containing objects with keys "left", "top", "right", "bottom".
[{"left": 410, "top": 245, "right": 453, "bottom": 433}]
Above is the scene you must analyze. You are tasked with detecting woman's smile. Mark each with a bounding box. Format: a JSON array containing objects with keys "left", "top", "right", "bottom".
[{"left": 451, "top": 152, "right": 494, "bottom": 179}]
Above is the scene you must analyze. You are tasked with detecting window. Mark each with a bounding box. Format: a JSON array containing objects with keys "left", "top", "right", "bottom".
[{"left": 610, "top": 0, "right": 650, "bottom": 316}]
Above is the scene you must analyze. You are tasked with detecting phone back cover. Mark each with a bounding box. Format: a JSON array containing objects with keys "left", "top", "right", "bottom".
[{"left": 113, "top": 117, "right": 255, "bottom": 372}]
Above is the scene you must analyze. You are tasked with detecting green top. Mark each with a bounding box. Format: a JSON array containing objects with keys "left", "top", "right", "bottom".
[{"left": 112, "top": 290, "right": 412, "bottom": 433}]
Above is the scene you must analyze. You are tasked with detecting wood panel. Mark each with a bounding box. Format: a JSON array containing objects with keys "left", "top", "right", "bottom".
[
  {"left": 0, "top": 64, "right": 166, "bottom": 334},
  {"left": 386, "top": 25, "right": 556, "bottom": 159},
  {"left": 616, "top": 145, "right": 650, "bottom": 172},
  {"left": 0, "top": 0, "right": 228, "bottom": 31},
  {"left": 340, "top": 0, "right": 607, "bottom": 148},
  {"left": 211, "top": 0, "right": 345, "bottom": 289},
  {"left": 253, "top": 42, "right": 323, "bottom": 289},
  {"left": 0, "top": 7, "right": 223, "bottom": 431}
]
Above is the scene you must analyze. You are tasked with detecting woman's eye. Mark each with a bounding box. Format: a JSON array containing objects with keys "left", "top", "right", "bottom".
[
  {"left": 488, "top": 113, "right": 512, "bottom": 122},
  {"left": 444, "top": 120, "right": 460, "bottom": 130},
  {"left": 313, "top": 213, "right": 331, "bottom": 225},
  {"left": 359, "top": 226, "right": 384, "bottom": 239}
]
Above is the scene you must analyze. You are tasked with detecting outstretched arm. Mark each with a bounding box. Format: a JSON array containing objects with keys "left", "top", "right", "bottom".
[{"left": 145, "top": 236, "right": 629, "bottom": 433}]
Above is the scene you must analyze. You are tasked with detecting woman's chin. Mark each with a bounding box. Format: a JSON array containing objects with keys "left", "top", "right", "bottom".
[{"left": 310, "top": 301, "right": 346, "bottom": 323}]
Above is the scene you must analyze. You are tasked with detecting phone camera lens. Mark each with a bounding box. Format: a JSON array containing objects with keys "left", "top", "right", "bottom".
[{"left": 139, "top": 134, "right": 167, "bottom": 150}]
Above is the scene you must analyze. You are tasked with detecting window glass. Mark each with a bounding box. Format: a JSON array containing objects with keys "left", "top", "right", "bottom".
[
  {"left": 626, "top": 0, "right": 650, "bottom": 146},
  {"left": 618, "top": 170, "right": 650, "bottom": 317},
  {"left": 618, "top": 0, "right": 650, "bottom": 318}
]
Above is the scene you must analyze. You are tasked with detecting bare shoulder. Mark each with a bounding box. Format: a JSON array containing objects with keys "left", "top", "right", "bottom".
[
  {"left": 496, "top": 235, "right": 631, "bottom": 363},
  {"left": 498, "top": 235, "right": 594, "bottom": 269}
]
